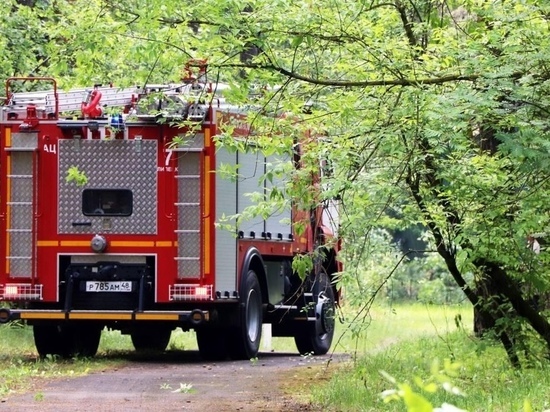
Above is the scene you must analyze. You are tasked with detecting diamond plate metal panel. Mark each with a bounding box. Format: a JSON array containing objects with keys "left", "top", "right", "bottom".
[
  {"left": 7, "top": 257, "right": 32, "bottom": 277},
  {"left": 11, "top": 133, "right": 38, "bottom": 149},
  {"left": 177, "top": 152, "right": 201, "bottom": 279},
  {"left": 9, "top": 153, "right": 33, "bottom": 215},
  {"left": 177, "top": 260, "right": 200, "bottom": 278},
  {"left": 177, "top": 176, "right": 199, "bottom": 203},
  {"left": 178, "top": 204, "right": 200, "bottom": 231},
  {"left": 10, "top": 151, "right": 33, "bottom": 175},
  {"left": 69, "top": 254, "right": 147, "bottom": 264},
  {"left": 8, "top": 150, "right": 33, "bottom": 278},
  {"left": 7, "top": 232, "right": 32, "bottom": 277},
  {"left": 10, "top": 204, "right": 32, "bottom": 230},
  {"left": 178, "top": 231, "right": 200, "bottom": 255},
  {"left": 177, "top": 151, "right": 202, "bottom": 173},
  {"left": 58, "top": 139, "right": 158, "bottom": 234},
  {"left": 9, "top": 177, "right": 32, "bottom": 203}
]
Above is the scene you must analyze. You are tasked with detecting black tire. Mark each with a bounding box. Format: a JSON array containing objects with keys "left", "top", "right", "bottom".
[
  {"left": 196, "top": 328, "right": 228, "bottom": 361},
  {"left": 131, "top": 325, "right": 172, "bottom": 353},
  {"left": 33, "top": 324, "right": 63, "bottom": 358},
  {"left": 227, "top": 269, "right": 263, "bottom": 360},
  {"left": 72, "top": 324, "right": 102, "bottom": 357},
  {"left": 294, "top": 272, "right": 336, "bottom": 355},
  {"left": 33, "top": 323, "right": 101, "bottom": 358}
]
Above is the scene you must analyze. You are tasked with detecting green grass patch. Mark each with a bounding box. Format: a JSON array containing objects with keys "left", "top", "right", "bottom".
[
  {"left": 308, "top": 303, "right": 550, "bottom": 411},
  {"left": 0, "top": 322, "right": 115, "bottom": 398},
  {"left": 331, "top": 303, "right": 472, "bottom": 354}
]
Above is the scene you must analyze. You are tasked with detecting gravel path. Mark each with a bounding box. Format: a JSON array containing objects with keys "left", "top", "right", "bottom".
[{"left": 0, "top": 351, "right": 342, "bottom": 411}]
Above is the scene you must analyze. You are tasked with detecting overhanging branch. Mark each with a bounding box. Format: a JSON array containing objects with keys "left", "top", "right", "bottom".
[{"left": 220, "top": 63, "right": 522, "bottom": 88}]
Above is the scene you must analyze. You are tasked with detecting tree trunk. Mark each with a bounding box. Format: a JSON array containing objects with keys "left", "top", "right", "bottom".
[
  {"left": 473, "top": 298, "right": 495, "bottom": 337},
  {"left": 472, "top": 270, "right": 521, "bottom": 367},
  {"left": 474, "top": 259, "right": 550, "bottom": 358},
  {"left": 473, "top": 273, "right": 499, "bottom": 337}
]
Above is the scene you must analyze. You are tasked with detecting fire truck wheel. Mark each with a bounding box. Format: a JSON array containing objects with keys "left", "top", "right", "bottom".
[
  {"left": 33, "top": 323, "right": 101, "bottom": 358},
  {"left": 71, "top": 324, "right": 102, "bottom": 357},
  {"left": 294, "top": 272, "right": 336, "bottom": 356},
  {"left": 196, "top": 327, "right": 228, "bottom": 361},
  {"left": 227, "top": 269, "right": 263, "bottom": 360},
  {"left": 33, "top": 324, "right": 64, "bottom": 358},
  {"left": 130, "top": 325, "right": 172, "bottom": 353}
]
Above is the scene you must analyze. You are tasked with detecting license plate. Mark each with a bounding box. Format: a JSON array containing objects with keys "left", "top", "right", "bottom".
[{"left": 86, "top": 281, "right": 132, "bottom": 292}]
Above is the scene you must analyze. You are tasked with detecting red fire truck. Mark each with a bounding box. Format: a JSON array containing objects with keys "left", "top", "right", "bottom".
[{"left": 0, "top": 63, "right": 340, "bottom": 360}]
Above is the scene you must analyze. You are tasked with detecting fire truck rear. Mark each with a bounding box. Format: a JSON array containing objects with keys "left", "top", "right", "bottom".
[{"left": 0, "top": 64, "right": 340, "bottom": 360}]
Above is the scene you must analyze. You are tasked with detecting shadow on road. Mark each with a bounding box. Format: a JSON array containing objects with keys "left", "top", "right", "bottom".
[{"left": 97, "top": 349, "right": 320, "bottom": 364}]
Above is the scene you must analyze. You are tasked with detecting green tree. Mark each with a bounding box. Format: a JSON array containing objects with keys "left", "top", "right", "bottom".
[{"left": 6, "top": 0, "right": 550, "bottom": 366}]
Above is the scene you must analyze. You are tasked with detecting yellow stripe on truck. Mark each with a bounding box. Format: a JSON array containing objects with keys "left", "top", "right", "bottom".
[
  {"left": 37, "top": 240, "right": 59, "bottom": 247},
  {"left": 20, "top": 312, "right": 66, "bottom": 320},
  {"left": 5, "top": 128, "right": 10, "bottom": 274},
  {"left": 69, "top": 312, "right": 133, "bottom": 320},
  {"left": 53, "top": 240, "right": 173, "bottom": 248},
  {"left": 135, "top": 313, "right": 180, "bottom": 321},
  {"left": 15, "top": 311, "right": 205, "bottom": 322},
  {"left": 110, "top": 241, "right": 155, "bottom": 247},
  {"left": 203, "top": 128, "right": 211, "bottom": 274},
  {"left": 60, "top": 240, "right": 89, "bottom": 247}
]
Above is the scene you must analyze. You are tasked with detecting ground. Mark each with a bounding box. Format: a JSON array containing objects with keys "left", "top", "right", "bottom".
[{"left": 0, "top": 351, "right": 344, "bottom": 412}]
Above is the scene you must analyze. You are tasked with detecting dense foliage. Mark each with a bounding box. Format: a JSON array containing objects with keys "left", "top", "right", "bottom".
[{"left": 4, "top": 0, "right": 550, "bottom": 366}]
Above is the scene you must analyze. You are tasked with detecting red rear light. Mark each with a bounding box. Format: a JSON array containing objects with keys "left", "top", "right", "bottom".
[
  {"left": 4, "top": 285, "right": 18, "bottom": 296},
  {"left": 194, "top": 287, "right": 209, "bottom": 298},
  {"left": 1, "top": 284, "right": 43, "bottom": 300},
  {"left": 169, "top": 284, "right": 213, "bottom": 301}
]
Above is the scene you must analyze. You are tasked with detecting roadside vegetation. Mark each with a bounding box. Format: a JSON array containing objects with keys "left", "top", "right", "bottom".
[
  {"left": 304, "top": 302, "right": 550, "bottom": 412},
  {"left": 290, "top": 246, "right": 550, "bottom": 412}
]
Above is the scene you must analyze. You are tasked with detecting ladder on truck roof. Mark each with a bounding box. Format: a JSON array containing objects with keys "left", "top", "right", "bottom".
[
  {"left": 3, "top": 85, "right": 139, "bottom": 118},
  {"left": 0, "top": 60, "right": 228, "bottom": 121},
  {"left": 1, "top": 82, "right": 226, "bottom": 122}
]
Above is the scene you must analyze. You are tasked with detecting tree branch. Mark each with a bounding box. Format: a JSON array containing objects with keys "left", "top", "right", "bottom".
[
  {"left": 219, "top": 62, "right": 523, "bottom": 88},
  {"left": 395, "top": 0, "right": 418, "bottom": 47}
]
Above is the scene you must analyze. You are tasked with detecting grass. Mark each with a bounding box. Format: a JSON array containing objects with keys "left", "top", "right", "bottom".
[
  {"left": 0, "top": 323, "right": 127, "bottom": 398},
  {"left": 330, "top": 303, "right": 472, "bottom": 355},
  {"left": 304, "top": 303, "right": 550, "bottom": 412}
]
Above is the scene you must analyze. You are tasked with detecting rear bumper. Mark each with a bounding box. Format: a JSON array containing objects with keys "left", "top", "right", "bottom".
[{"left": 0, "top": 308, "right": 209, "bottom": 325}]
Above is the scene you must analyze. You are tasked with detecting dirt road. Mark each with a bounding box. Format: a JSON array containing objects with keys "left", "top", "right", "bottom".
[{"left": 0, "top": 351, "right": 342, "bottom": 412}]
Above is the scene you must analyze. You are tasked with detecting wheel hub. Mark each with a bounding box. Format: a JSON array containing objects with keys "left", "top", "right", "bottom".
[{"left": 316, "top": 292, "right": 335, "bottom": 335}]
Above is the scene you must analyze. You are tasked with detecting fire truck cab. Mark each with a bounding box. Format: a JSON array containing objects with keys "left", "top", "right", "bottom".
[{"left": 0, "top": 65, "right": 340, "bottom": 360}]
